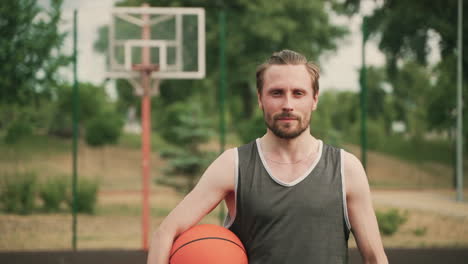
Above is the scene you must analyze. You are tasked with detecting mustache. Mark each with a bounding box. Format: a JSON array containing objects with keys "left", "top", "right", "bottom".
[{"left": 273, "top": 113, "right": 300, "bottom": 120}]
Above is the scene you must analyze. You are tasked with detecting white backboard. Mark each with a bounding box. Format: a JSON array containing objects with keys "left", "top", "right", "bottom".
[{"left": 106, "top": 6, "right": 205, "bottom": 80}]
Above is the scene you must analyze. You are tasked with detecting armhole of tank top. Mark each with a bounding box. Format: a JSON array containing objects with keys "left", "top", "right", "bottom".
[
  {"left": 223, "top": 147, "right": 239, "bottom": 228},
  {"left": 341, "top": 149, "right": 352, "bottom": 232}
]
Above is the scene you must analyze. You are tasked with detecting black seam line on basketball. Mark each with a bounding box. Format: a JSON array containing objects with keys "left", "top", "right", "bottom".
[{"left": 169, "top": 237, "right": 246, "bottom": 260}]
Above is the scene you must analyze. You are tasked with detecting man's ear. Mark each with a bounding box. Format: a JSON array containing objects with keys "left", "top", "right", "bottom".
[
  {"left": 312, "top": 91, "right": 319, "bottom": 111},
  {"left": 257, "top": 91, "right": 263, "bottom": 110}
]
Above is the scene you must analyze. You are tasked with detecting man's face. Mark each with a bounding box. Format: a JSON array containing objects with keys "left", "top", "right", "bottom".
[{"left": 258, "top": 64, "right": 319, "bottom": 139}]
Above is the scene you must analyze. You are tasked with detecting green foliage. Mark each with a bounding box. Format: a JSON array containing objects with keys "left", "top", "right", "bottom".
[
  {"left": 343, "top": 0, "right": 468, "bottom": 153},
  {"left": 38, "top": 176, "right": 68, "bottom": 212},
  {"left": 159, "top": 101, "right": 214, "bottom": 147},
  {"left": 0, "top": 171, "right": 99, "bottom": 215},
  {"left": 158, "top": 152, "right": 216, "bottom": 193},
  {"left": 49, "top": 82, "right": 115, "bottom": 138},
  {"left": 0, "top": 171, "right": 38, "bottom": 214},
  {"left": 365, "top": 118, "right": 388, "bottom": 150},
  {"left": 237, "top": 109, "right": 266, "bottom": 144},
  {"left": 376, "top": 209, "right": 408, "bottom": 236},
  {"left": 427, "top": 56, "right": 458, "bottom": 131},
  {"left": 4, "top": 118, "right": 33, "bottom": 144},
  {"left": 313, "top": 90, "right": 360, "bottom": 146},
  {"left": 47, "top": 82, "right": 124, "bottom": 149},
  {"left": 349, "top": 1, "right": 468, "bottom": 76},
  {"left": 118, "top": 131, "right": 171, "bottom": 151},
  {"left": 392, "top": 62, "right": 432, "bottom": 139},
  {"left": 1, "top": 103, "right": 54, "bottom": 144},
  {"left": 413, "top": 227, "right": 427, "bottom": 237},
  {"left": 85, "top": 112, "right": 123, "bottom": 147},
  {"left": 365, "top": 67, "right": 388, "bottom": 120},
  {"left": 157, "top": 99, "right": 216, "bottom": 192},
  {"left": 66, "top": 178, "right": 99, "bottom": 214},
  {"left": 0, "top": 0, "right": 69, "bottom": 105},
  {"left": 0, "top": 134, "right": 70, "bottom": 162}
]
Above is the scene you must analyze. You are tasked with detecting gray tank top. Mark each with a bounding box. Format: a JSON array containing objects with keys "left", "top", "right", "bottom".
[{"left": 226, "top": 139, "right": 350, "bottom": 264}]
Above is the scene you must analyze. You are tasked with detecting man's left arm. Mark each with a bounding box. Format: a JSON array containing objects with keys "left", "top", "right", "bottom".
[{"left": 343, "top": 150, "right": 388, "bottom": 264}]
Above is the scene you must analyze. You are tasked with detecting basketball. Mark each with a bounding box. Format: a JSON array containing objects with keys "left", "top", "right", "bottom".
[{"left": 169, "top": 224, "right": 248, "bottom": 264}]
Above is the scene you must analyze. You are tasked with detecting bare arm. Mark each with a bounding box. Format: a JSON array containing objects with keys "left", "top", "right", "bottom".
[
  {"left": 147, "top": 148, "right": 236, "bottom": 264},
  {"left": 343, "top": 150, "right": 388, "bottom": 264}
]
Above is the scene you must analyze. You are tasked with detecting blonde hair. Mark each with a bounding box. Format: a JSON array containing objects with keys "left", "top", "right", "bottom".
[{"left": 256, "top": 50, "right": 320, "bottom": 96}]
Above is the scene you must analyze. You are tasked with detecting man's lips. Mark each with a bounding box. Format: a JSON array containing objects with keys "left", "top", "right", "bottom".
[
  {"left": 275, "top": 115, "right": 299, "bottom": 121},
  {"left": 275, "top": 114, "right": 298, "bottom": 119}
]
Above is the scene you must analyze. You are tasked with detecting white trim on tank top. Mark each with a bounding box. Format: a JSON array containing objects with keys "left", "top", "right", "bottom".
[
  {"left": 256, "top": 138, "right": 323, "bottom": 187},
  {"left": 341, "top": 149, "right": 352, "bottom": 232},
  {"left": 224, "top": 148, "right": 238, "bottom": 228}
]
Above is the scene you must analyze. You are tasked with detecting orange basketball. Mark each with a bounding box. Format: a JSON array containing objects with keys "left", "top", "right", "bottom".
[{"left": 169, "top": 224, "right": 248, "bottom": 264}]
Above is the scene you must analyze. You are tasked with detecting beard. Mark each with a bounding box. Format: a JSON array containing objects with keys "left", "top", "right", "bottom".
[{"left": 263, "top": 111, "right": 310, "bottom": 139}]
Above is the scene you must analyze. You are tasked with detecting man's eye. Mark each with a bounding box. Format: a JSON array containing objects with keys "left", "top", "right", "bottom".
[{"left": 294, "top": 91, "right": 305, "bottom": 96}]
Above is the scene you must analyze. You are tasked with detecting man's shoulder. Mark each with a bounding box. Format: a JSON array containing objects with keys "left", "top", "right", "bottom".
[
  {"left": 341, "top": 149, "right": 361, "bottom": 167},
  {"left": 341, "top": 149, "right": 366, "bottom": 185},
  {"left": 202, "top": 148, "right": 237, "bottom": 191}
]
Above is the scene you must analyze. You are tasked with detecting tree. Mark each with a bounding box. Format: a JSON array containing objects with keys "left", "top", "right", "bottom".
[
  {"left": 365, "top": 66, "right": 387, "bottom": 120},
  {"left": 343, "top": 1, "right": 468, "bottom": 76},
  {"left": 157, "top": 99, "right": 215, "bottom": 193},
  {"left": 392, "top": 61, "right": 432, "bottom": 139},
  {"left": 0, "top": 0, "right": 70, "bottom": 144},
  {"left": 49, "top": 82, "right": 122, "bottom": 140},
  {"left": 0, "top": 0, "right": 69, "bottom": 106},
  {"left": 428, "top": 56, "right": 458, "bottom": 132},
  {"left": 342, "top": 0, "right": 468, "bottom": 150}
]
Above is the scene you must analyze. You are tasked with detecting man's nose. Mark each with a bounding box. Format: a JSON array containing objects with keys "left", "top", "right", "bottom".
[{"left": 282, "top": 95, "right": 293, "bottom": 112}]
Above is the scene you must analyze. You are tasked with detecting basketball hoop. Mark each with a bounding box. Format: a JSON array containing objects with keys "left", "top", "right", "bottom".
[{"left": 104, "top": 3, "right": 205, "bottom": 250}]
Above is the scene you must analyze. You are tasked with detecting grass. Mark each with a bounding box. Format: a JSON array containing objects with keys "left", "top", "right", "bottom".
[
  {"left": 377, "top": 137, "right": 455, "bottom": 165},
  {"left": 0, "top": 134, "right": 70, "bottom": 162},
  {"left": 342, "top": 134, "right": 457, "bottom": 166},
  {"left": 0, "top": 131, "right": 174, "bottom": 162},
  {"left": 118, "top": 132, "right": 174, "bottom": 151}
]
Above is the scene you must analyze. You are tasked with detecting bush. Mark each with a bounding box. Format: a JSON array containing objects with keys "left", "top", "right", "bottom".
[
  {"left": 49, "top": 82, "right": 116, "bottom": 138},
  {"left": 4, "top": 118, "right": 33, "bottom": 144},
  {"left": 0, "top": 171, "right": 37, "bottom": 214},
  {"left": 85, "top": 112, "right": 123, "bottom": 147},
  {"left": 66, "top": 178, "right": 99, "bottom": 214},
  {"left": 39, "top": 176, "right": 68, "bottom": 212},
  {"left": 159, "top": 101, "right": 213, "bottom": 146},
  {"left": 157, "top": 99, "right": 216, "bottom": 193},
  {"left": 413, "top": 227, "right": 427, "bottom": 237},
  {"left": 376, "top": 209, "right": 408, "bottom": 236},
  {"left": 366, "top": 118, "right": 388, "bottom": 150}
]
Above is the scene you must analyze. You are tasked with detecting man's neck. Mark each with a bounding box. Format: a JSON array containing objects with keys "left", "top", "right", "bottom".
[{"left": 260, "top": 129, "right": 319, "bottom": 163}]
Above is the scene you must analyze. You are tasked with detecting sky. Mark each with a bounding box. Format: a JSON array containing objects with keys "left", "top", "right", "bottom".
[{"left": 41, "top": 0, "right": 397, "bottom": 94}]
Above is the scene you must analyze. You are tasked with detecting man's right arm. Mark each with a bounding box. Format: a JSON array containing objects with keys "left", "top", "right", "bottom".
[{"left": 146, "top": 148, "right": 236, "bottom": 264}]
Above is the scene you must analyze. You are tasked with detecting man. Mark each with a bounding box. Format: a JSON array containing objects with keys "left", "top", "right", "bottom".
[{"left": 147, "top": 50, "right": 388, "bottom": 264}]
